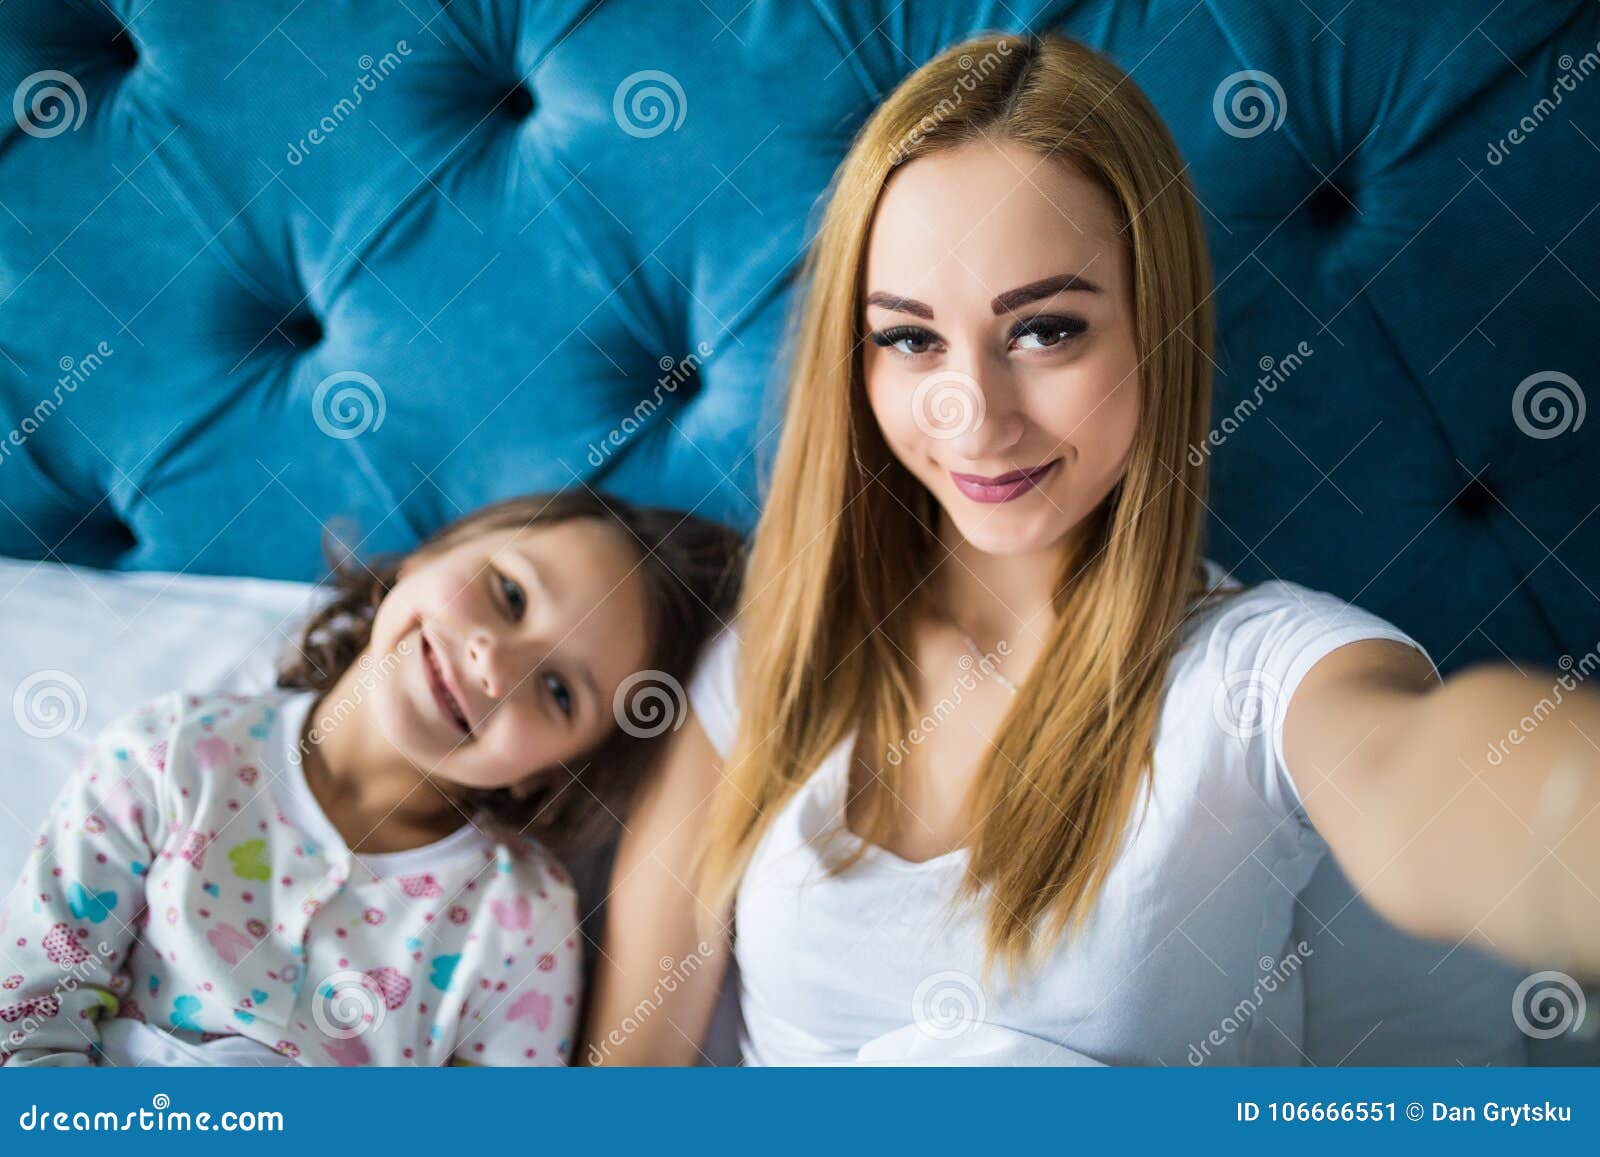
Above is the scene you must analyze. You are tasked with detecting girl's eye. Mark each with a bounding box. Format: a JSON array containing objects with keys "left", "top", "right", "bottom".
[
  {"left": 1009, "top": 315, "right": 1088, "bottom": 352},
  {"left": 543, "top": 673, "right": 574, "bottom": 719},
  {"left": 495, "top": 570, "right": 526, "bottom": 620},
  {"left": 868, "top": 325, "right": 941, "bottom": 358}
]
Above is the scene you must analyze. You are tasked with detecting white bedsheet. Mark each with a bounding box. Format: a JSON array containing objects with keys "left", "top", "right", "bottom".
[{"left": 0, "top": 556, "right": 319, "bottom": 890}]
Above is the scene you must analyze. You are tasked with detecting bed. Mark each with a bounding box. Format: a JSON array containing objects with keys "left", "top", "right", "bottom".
[{"left": 2, "top": 0, "right": 1596, "bottom": 1064}]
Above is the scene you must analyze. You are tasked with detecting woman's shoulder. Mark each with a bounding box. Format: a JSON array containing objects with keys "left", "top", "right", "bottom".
[
  {"left": 685, "top": 622, "right": 743, "bottom": 757},
  {"left": 1178, "top": 561, "right": 1419, "bottom": 662}
]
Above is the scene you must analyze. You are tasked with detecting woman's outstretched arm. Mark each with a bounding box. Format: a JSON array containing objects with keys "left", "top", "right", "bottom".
[
  {"left": 1287, "top": 639, "right": 1600, "bottom": 977},
  {"left": 579, "top": 709, "right": 733, "bottom": 1065}
]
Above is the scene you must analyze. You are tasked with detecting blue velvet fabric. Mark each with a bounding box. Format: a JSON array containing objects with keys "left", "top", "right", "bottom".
[{"left": 1, "top": 0, "right": 1596, "bottom": 676}]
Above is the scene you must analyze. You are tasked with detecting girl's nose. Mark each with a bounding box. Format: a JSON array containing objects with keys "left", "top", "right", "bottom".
[{"left": 466, "top": 631, "right": 506, "bottom": 698}]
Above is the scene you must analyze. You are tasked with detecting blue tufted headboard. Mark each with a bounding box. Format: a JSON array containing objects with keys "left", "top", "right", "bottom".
[{"left": 1, "top": 0, "right": 1596, "bottom": 681}]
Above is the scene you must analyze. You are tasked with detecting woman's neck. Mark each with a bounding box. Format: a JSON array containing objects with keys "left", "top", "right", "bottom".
[
  {"left": 298, "top": 675, "right": 465, "bottom": 855},
  {"left": 932, "top": 513, "right": 1078, "bottom": 656}
]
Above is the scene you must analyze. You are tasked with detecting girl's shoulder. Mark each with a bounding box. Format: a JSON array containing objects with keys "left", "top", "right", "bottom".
[{"left": 95, "top": 688, "right": 303, "bottom": 777}]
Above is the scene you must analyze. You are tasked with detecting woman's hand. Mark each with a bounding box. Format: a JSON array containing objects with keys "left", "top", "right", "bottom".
[
  {"left": 1286, "top": 639, "right": 1600, "bottom": 978},
  {"left": 578, "top": 709, "right": 733, "bottom": 1065}
]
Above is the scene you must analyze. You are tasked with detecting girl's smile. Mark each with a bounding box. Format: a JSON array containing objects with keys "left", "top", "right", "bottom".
[{"left": 418, "top": 628, "right": 473, "bottom": 738}]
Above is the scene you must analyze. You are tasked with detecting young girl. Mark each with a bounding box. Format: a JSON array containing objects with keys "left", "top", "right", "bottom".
[
  {"left": 582, "top": 34, "right": 1600, "bottom": 1065},
  {"left": 1, "top": 491, "right": 741, "bottom": 1066}
]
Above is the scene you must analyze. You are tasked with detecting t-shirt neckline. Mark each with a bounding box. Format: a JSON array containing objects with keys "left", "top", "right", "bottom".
[{"left": 268, "top": 690, "right": 489, "bottom": 877}]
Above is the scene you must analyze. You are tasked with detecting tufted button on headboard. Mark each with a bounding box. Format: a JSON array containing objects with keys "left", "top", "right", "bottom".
[{"left": 1, "top": 0, "right": 1596, "bottom": 680}]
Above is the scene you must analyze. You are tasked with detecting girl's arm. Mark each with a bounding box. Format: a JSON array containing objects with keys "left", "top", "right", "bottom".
[
  {"left": 579, "top": 710, "right": 733, "bottom": 1065},
  {"left": 1, "top": 705, "right": 168, "bottom": 1065},
  {"left": 1286, "top": 640, "right": 1600, "bottom": 977}
]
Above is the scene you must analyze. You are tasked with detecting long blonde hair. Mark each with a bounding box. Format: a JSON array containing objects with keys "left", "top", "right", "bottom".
[{"left": 698, "top": 33, "right": 1217, "bottom": 975}]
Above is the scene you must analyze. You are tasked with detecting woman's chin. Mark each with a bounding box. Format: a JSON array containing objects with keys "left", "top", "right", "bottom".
[{"left": 943, "top": 508, "right": 1060, "bottom": 558}]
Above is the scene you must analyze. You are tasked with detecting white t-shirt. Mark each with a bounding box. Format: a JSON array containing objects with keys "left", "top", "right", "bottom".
[{"left": 687, "top": 562, "right": 1507, "bottom": 1066}]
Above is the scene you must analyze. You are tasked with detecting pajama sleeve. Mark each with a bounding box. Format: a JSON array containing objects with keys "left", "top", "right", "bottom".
[
  {"left": 450, "top": 853, "right": 584, "bottom": 1067},
  {"left": 0, "top": 698, "right": 175, "bottom": 1066}
]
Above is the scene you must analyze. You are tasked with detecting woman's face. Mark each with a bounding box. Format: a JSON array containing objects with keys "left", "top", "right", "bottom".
[
  {"left": 862, "top": 139, "right": 1141, "bottom": 557},
  {"left": 363, "top": 518, "right": 651, "bottom": 793}
]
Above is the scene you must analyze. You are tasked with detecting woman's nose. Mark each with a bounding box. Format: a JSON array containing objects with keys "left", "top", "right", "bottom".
[{"left": 935, "top": 364, "right": 1023, "bottom": 462}]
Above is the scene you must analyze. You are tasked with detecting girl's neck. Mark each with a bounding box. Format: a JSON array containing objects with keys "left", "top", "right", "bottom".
[{"left": 298, "top": 675, "right": 466, "bottom": 856}]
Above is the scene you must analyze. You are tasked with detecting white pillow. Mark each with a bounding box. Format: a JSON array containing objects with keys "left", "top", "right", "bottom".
[{"left": 0, "top": 557, "right": 319, "bottom": 889}]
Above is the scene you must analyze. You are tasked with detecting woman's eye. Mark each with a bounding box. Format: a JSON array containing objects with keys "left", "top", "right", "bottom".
[
  {"left": 495, "top": 571, "right": 526, "bottom": 619},
  {"left": 868, "top": 325, "right": 941, "bottom": 357},
  {"left": 1009, "top": 315, "right": 1088, "bottom": 352},
  {"left": 543, "top": 673, "right": 574, "bottom": 719}
]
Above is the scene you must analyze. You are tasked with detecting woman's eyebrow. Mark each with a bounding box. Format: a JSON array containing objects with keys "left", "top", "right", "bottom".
[
  {"left": 991, "top": 272, "right": 1102, "bottom": 314},
  {"left": 864, "top": 291, "right": 934, "bottom": 319}
]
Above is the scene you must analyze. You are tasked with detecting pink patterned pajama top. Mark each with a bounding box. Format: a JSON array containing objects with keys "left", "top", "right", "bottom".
[{"left": 1, "top": 690, "right": 582, "bottom": 1067}]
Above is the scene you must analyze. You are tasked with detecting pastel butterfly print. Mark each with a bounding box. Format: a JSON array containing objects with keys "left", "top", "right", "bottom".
[
  {"left": 205, "top": 923, "right": 254, "bottom": 966},
  {"left": 42, "top": 923, "right": 89, "bottom": 966},
  {"left": 0, "top": 995, "right": 60, "bottom": 1023},
  {"left": 507, "top": 989, "right": 552, "bottom": 1032},
  {"left": 67, "top": 881, "right": 117, "bottom": 924},
  {"left": 491, "top": 895, "right": 531, "bottom": 931},
  {"left": 192, "top": 736, "right": 232, "bottom": 772},
  {"left": 398, "top": 874, "right": 443, "bottom": 899},
  {"left": 322, "top": 1036, "right": 370, "bottom": 1066},
  {"left": 170, "top": 994, "right": 204, "bottom": 1033}
]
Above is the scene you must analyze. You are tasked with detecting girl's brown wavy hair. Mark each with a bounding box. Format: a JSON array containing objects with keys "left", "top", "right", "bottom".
[{"left": 279, "top": 491, "right": 743, "bottom": 862}]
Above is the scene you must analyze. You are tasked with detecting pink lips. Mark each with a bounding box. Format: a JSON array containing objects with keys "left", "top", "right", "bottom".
[
  {"left": 420, "top": 631, "right": 472, "bottom": 735},
  {"left": 949, "top": 460, "right": 1060, "bottom": 504}
]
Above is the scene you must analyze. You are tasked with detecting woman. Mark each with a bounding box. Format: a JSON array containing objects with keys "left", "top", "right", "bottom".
[{"left": 582, "top": 34, "right": 1600, "bottom": 1065}]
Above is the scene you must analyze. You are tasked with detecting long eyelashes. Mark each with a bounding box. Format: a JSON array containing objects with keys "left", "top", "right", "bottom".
[
  {"left": 1009, "top": 314, "right": 1088, "bottom": 346},
  {"left": 867, "top": 325, "right": 936, "bottom": 355},
  {"left": 866, "top": 315, "right": 1088, "bottom": 358}
]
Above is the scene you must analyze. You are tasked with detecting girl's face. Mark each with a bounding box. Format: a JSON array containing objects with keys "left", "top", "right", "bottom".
[
  {"left": 363, "top": 518, "right": 652, "bottom": 793},
  {"left": 862, "top": 139, "right": 1142, "bottom": 557}
]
